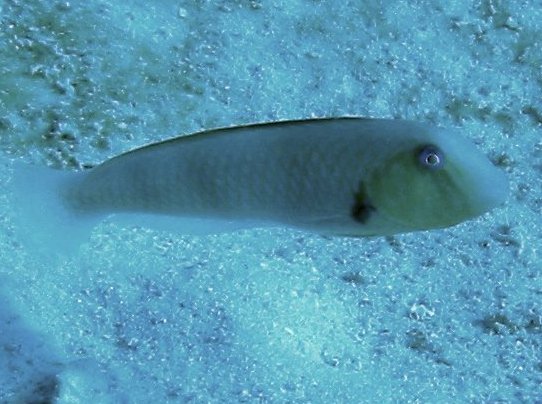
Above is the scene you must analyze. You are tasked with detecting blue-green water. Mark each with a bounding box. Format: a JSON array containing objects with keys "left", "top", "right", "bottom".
[{"left": 1, "top": 1, "right": 540, "bottom": 402}]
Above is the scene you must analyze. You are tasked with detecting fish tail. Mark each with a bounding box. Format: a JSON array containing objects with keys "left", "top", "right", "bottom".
[{"left": 10, "top": 162, "right": 101, "bottom": 256}]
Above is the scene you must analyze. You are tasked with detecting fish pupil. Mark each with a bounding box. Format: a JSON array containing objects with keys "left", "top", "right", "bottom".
[
  {"left": 418, "top": 145, "right": 444, "bottom": 170},
  {"left": 426, "top": 153, "right": 439, "bottom": 165}
]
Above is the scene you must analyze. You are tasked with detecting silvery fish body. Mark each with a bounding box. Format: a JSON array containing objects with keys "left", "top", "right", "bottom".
[{"left": 12, "top": 118, "right": 508, "bottom": 252}]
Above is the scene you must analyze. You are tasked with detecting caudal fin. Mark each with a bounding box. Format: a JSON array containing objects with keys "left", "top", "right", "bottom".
[{"left": 10, "top": 161, "right": 102, "bottom": 256}]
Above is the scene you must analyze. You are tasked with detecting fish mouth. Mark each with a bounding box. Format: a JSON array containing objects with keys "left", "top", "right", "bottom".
[{"left": 468, "top": 168, "right": 509, "bottom": 217}]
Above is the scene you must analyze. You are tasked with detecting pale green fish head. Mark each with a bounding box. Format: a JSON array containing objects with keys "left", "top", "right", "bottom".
[{"left": 363, "top": 124, "right": 508, "bottom": 234}]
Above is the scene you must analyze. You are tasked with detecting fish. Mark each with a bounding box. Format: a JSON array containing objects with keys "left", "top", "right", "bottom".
[{"left": 11, "top": 118, "right": 508, "bottom": 253}]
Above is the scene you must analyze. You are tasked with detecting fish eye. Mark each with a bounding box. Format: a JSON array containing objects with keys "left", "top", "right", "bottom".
[{"left": 417, "top": 145, "right": 445, "bottom": 170}]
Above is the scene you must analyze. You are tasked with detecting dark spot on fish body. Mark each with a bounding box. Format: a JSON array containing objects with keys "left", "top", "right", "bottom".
[{"left": 351, "top": 181, "right": 376, "bottom": 223}]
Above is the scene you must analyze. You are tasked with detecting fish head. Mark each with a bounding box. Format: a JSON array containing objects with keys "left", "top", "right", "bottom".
[{"left": 361, "top": 123, "right": 508, "bottom": 234}]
